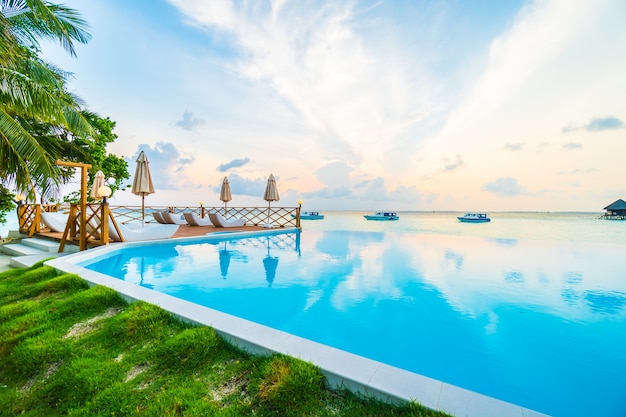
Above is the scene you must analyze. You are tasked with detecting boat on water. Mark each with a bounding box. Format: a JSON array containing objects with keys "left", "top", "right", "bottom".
[
  {"left": 293, "top": 211, "right": 325, "bottom": 220},
  {"left": 364, "top": 212, "right": 399, "bottom": 221},
  {"left": 457, "top": 213, "right": 491, "bottom": 223}
]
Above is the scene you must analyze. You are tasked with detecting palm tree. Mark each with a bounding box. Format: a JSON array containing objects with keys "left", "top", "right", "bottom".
[{"left": 0, "top": 0, "right": 92, "bottom": 201}]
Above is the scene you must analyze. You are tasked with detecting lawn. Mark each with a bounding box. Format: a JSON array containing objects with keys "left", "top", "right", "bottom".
[{"left": 0, "top": 263, "right": 452, "bottom": 416}]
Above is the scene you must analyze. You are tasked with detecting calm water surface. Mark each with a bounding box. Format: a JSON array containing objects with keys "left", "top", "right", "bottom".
[
  {"left": 304, "top": 211, "right": 626, "bottom": 244},
  {"left": 80, "top": 212, "right": 626, "bottom": 417}
]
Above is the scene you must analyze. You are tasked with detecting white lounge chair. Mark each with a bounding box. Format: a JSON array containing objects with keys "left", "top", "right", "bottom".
[
  {"left": 41, "top": 212, "right": 69, "bottom": 233},
  {"left": 107, "top": 218, "right": 179, "bottom": 242},
  {"left": 183, "top": 212, "right": 213, "bottom": 227},
  {"left": 152, "top": 212, "right": 168, "bottom": 224},
  {"left": 208, "top": 213, "right": 246, "bottom": 228},
  {"left": 162, "top": 211, "right": 188, "bottom": 225}
]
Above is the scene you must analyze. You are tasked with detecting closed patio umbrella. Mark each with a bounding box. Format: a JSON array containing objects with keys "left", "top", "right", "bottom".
[
  {"left": 220, "top": 176, "right": 232, "bottom": 214},
  {"left": 263, "top": 174, "right": 279, "bottom": 227},
  {"left": 219, "top": 241, "right": 231, "bottom": 279},
  {"left": 89, "top": 170, "right": 106, "bottom": 200},
  {"left": 132, "top": 151, "right": 155, "bottom": 223},
  {"left": 263, "top": 236, "right": 279, "bottom": 286}
]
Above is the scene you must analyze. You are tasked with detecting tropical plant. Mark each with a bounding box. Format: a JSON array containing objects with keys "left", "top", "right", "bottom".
[
  {"left": 0, "top": 0, "right": 93, "bottom": 200},
  {"left": 0, "top": 184, "right": 16, "bottom": 224},
  {"left": 62, "top": 113, "right": 130, "bottom": 203}
]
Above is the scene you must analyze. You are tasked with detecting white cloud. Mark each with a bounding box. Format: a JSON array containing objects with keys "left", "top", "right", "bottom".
[
  {"left": 503, "top": 143, "right": 524, "bottom": 151},
  {"left": 482, "top": 177, "right": 527, "bottom": 197},
  {"left": 168, "top": 0, "right": 434, "bottom": 175},
  {"left": 563, "top": 143, "right": 582, "bottom": 150},
  {"left": 128, "top": 142, "right": 197, "bottom": 191},
  {"left": 441, "top": 154, "right": 465, "bottom": 172},
  {"left": 563, "top": 115, "right": 626, "bottom": 133},
  {"left": 175, "top": 109, "right": 206, "bottom": 131},
  {"left": 217, "top": 158, "right": 251, "bottom": 173},
  {"left": 40, "top": 0, "right": 626, "bottom": 211}
]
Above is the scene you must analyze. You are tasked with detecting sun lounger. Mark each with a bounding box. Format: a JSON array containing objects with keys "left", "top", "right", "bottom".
[
  {"left": 183, "top": 212, "right": 213, "bottom": 227},
  {"left": 208, "top": 213, "right": 247, "bottom": 228},
  {"left": 152, "top": 211, "right": 168, "bottom": 224},
  {"left": 108, "top": 218, "right": 179, "bottom": 242},
  {"left": 161, "top": 211, "right": 188, "bottom": 225},
  {"left": 41, "top": 212, "right": 69, "bottom": 233}
]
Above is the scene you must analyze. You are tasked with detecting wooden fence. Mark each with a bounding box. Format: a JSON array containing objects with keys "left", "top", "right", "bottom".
[{"left": 16, "top": 203, "right": 301, "bottom": 250}]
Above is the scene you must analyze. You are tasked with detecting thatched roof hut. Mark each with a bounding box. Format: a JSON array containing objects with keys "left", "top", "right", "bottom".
[{"left": 603, "top": 199, "right": 626, "bottom": 216}]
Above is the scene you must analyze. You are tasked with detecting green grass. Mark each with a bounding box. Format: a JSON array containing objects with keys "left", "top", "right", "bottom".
[{"left": 0, "top": 263, "right": 453, "bottom": 417}]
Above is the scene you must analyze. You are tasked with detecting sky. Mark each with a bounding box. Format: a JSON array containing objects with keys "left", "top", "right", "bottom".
[{"left": 40, "top": 0, "right": 626, "bottom": 212}]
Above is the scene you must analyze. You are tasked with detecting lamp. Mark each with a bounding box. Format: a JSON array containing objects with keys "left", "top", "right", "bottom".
[
  {"left": 15, "top": 194, "right": 25, "bottom": 205},
  {"left": 297, "top": 199, "right": 303, "bottom": 207},
  {"left": 98, "top": 185, "right": 112, "bottom": 203},
  {"left": 199, "top": 201, "right": 203, "bottom": 207}
]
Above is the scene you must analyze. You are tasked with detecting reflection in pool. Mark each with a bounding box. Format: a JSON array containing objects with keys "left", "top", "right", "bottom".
[{"left": 81, "top": 230, "right": 626, "bottom": 417}]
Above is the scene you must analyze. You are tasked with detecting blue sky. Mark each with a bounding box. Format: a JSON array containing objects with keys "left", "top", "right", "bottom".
[{"left": 41, "top": 0, "right": 626, "bottom": 211}]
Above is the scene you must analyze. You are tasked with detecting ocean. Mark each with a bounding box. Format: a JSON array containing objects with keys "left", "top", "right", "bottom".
[
  {"left": 300, "top": 211, "right": 626, "bottom": 245},
  {"left": 0, "top": 213, "right": 19, "bottom": 238}
]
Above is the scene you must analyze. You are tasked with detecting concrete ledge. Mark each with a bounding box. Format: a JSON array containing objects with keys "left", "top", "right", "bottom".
[{"left": 10, "top": 253, "right": 62, "bottom": 268}]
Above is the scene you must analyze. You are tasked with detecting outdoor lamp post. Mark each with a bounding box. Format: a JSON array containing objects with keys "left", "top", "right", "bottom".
[
  {"left": 15, "top": 193, "right": 26, "bottom": 231},
  {"left": 296, "top": 199, "right": 303, "bottom": 229},
  {"left": 98, "top": 185, "right": 112, "bottom": 203},
  {"left": 97, "top": 185, "right": 112, "bottom": 244}
]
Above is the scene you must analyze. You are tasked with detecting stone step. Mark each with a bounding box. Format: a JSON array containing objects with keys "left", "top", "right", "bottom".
[
  {"left": 21, "top": 237, "right": 63, "bottom": 253},
  {"left": 0, "top": 243, "right": 45, "bottom": 257},
  {"left": 0, "top": 238, "right": 78, "bottom": 257},
  {"left": 10, "top": 253, "right": 64, "bottom": 268},
  {"left": 1, "top": 237, "right": 77, "bottom": 270}
]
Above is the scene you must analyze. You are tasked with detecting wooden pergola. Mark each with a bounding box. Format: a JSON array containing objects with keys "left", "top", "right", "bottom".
[{"left": 53, "top": 160, "right": 120, "bottom": 251}]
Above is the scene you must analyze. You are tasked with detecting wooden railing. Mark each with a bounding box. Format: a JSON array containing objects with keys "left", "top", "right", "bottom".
[
  {"left": 17, "top": 203, "right": 62, "bottom": 237},
  {"left": 107, "top": 205, "right": 300, "bottom": 228},
  {"left": 600, "top": 214, "right": 626, "bottom": 220},
  {"left": 16, "top": 203, "right": 301, "bottom": 251},
  {"left": 57, "top": 203, "right": 121, "bottom": 251}
]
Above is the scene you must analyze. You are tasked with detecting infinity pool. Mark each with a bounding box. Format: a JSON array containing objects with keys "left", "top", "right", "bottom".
[{"left": 77, "top": 229, "right": 626, "bottom": 417}]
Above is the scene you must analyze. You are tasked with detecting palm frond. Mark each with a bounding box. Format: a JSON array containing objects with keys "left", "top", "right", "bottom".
[
  {"left": 5, "top": 0, "right": 91, "bottom": 56},
  {"left": 0, "top": 108, "right": 56, "bottom": 193}
]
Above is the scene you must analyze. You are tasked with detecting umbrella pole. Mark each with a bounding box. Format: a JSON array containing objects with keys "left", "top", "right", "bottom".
[{"left": 142, "top": 195, "right": 145, "bottom": 226}]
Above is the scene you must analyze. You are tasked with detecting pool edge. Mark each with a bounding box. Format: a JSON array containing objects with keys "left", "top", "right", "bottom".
[{"left": 45, "top": 232, "right": 550, "bottom": 417}]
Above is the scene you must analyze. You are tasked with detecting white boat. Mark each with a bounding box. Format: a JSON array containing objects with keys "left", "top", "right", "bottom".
[
  {"left": 457, "top": 213, "right": 491, "bottom": 223},
  {"left": 293, "top": 211, "right": 324, "bottom": 220},
  {"left": 364, "top": 212, "right": 399, "bottom": 221}
]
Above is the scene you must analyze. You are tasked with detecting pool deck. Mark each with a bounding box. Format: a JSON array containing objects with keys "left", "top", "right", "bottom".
[
  {"left": 40, "top": 228, "right": 549, "bottom": 417},
  {"left": 33, "top": 222, "right": 269, "bottom": 241}
]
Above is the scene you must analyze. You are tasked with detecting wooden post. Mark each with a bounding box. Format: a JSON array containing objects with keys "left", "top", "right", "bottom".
[
  {"left": 16, "top": 204, "right": 27, "bottom": 230},
  {"left": 28, "top": 204, "right": 41, "bottom": 237},
  {"left": 55, "top": 160, "right": 92, "bottom": 251},
  {"left": 296, "top": 205, "right": 301, "bottom": 229},
  {"left": 101, "top": 202, "right": 110, "bottom": 244}
]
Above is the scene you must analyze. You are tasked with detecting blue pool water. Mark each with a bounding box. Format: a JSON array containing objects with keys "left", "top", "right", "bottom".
[{"left": 79, "top": 214, "right": 626, "bottom": 417}]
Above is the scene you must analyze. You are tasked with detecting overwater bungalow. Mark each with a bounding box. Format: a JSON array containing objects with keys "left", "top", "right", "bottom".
[{"left": 602, "top": 199, "right": 626, "bottom": 220}]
